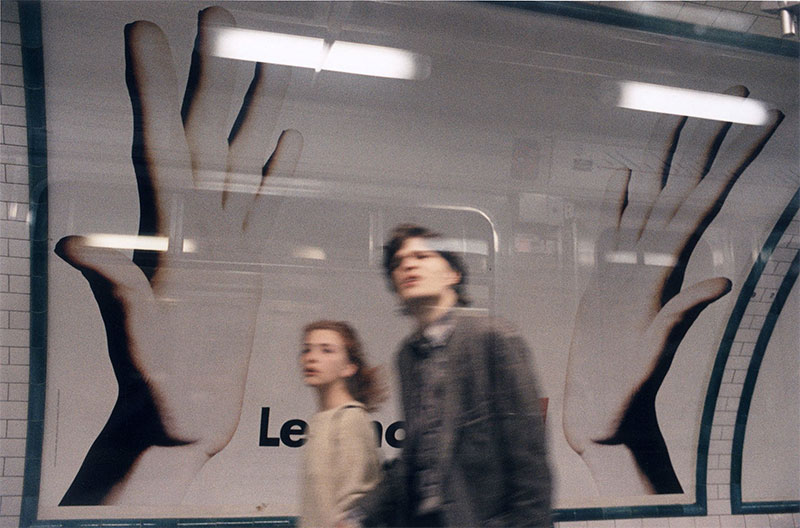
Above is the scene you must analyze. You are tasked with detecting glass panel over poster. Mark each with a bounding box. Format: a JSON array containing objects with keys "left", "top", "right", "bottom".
[{"left": 25, "top": 0, "right": 798, "bottom": 525}]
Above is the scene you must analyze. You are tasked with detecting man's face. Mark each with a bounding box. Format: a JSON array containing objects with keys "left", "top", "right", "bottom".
[{"left": 390, "top": 237, "right": 461, "bottom": 305}]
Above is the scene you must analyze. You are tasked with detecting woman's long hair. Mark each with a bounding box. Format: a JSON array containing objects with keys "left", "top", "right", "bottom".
[{"left": 302, "top": 320, "right": 386, "bottom": 412}]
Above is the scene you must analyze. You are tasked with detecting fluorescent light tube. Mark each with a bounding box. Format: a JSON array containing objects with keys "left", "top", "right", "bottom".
[
  {"left": 84, "top": 234, "right": 198, "bottom": 253},
  {"left": 642, "top": 252, "right": 677, "bottom": 267},
  {"left": 212, "top": 28, "right": 324, "bottom": 69},
  {"left": 211, "top": 27, "right": 430, "bottom": 80},
  {"left": 292, "top": 245, "right": 327, "bottom": 260},
  {"left": 616, "top": 81, "right": 770, "bottom": 125},
  {"left": 85, "top": 234, "right": 170, "bottom": 251},
  {"left": 324, "top": 41, "right": 425, "bottom": 79},
  {"left": 605, "top": 250, "right": 638, "bottom": 265}
]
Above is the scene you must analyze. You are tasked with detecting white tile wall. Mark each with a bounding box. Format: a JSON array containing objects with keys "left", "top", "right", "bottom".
[{"left": 1, "top": 1, "right": 29, "bottom": 526}]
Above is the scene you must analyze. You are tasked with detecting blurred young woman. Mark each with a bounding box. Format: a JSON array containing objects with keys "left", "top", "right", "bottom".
[{"left": 299, "top": 320, "right": 385, "bottom": 527}]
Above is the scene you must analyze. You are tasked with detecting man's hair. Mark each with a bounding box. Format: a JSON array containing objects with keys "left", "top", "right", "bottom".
[{"left": 382, "top": 223, "right": 471, "bottom": 306}]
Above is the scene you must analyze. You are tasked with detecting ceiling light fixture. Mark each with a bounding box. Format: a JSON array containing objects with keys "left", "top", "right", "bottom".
[
  {"left": 211, "top": 27, "right": 431, "bottom": 80},
  {"left": 84, "top": 234, "right": 170, "bottom": 252},
  {"left": 616, "top": 81, "right": 770, "bottom": 125},
  {"left": 83, "top": 234, "right": 197, "bottom": 253}
]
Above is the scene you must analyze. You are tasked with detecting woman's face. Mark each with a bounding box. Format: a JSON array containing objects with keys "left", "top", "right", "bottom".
[{"left": 300, "top": 329, "right": 357, "bottom": 389}]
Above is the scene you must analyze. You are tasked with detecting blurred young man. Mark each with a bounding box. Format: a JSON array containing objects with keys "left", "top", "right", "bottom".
[{"left": 354, "top": 224, "right": 552, "bottom": 527}]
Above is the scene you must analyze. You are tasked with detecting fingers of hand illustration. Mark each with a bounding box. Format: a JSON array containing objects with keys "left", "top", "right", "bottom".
[
  {"left": 123, "top": 6, "right": 306, "bottom": 261},
  {"left": 602, "top": 167, "right": 631, "bottom": 231},
  {"left": 226, "top": 62, "right": 293, "bottom": 191},
  {"left": 618, "top": 113, "right": 685, "bottom": 237},
  {"left": 665, "top": 85, "right": 748, "bottom": 188},
  {"left": 243, "top": 128, "right": 304, "bottom": 232},
  {"left": 182, "top": 7, "right": 239, "bottom": 185},
  {"left": 653, "top": 277, "right": 732, "bottom": 349},
  {"left": 669, "top": 109, "right": 783, "bottom": 252},
  {"left": 55, "top": 236, "right": 152, "bottom": 301},
  {"left": 224, "top": 63, "right": 297, "bottom": 233},
  {"left": 125, "top": 21, "right": 191, "bottom": 211},
  {"left": 646, "top": 118, "right": 733, "bottom": 233}
]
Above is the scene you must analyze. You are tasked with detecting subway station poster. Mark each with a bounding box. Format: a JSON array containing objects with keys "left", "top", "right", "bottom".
[{"left": 36, "top": 0, "right": 798, "bottom": 522}]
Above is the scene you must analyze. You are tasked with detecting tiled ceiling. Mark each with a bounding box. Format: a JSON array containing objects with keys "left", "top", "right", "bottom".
[{"left": 585, "top": 1, "right": 791, "bottom": 39}]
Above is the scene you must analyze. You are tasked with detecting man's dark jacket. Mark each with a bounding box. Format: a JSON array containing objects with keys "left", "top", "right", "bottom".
[{"left": 360, "top": 311, "right": 552, "bottom": 527}]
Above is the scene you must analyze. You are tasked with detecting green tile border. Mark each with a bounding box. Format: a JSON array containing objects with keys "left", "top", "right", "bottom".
[
  {"left": 553, "top": 503, "right": 702, "bottom": 522},
  {"left": 20, "top": 0, "right": 48, "bottom": 526},
  {"left": 730, "top": 192, "right": 799, "bottom": 514}
]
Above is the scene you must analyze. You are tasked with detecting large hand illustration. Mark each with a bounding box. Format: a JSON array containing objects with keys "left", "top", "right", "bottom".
[
  {"left": 563, "top": 87, "right": 782, "bottom": 495},
  {"left": 57, "top": 8, "right": 302, "bottom": 505}
]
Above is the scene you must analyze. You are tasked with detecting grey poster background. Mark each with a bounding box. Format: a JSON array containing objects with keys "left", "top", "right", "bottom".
[{"left": 39, "top": 0, "right": 798, "bottom": 520}]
